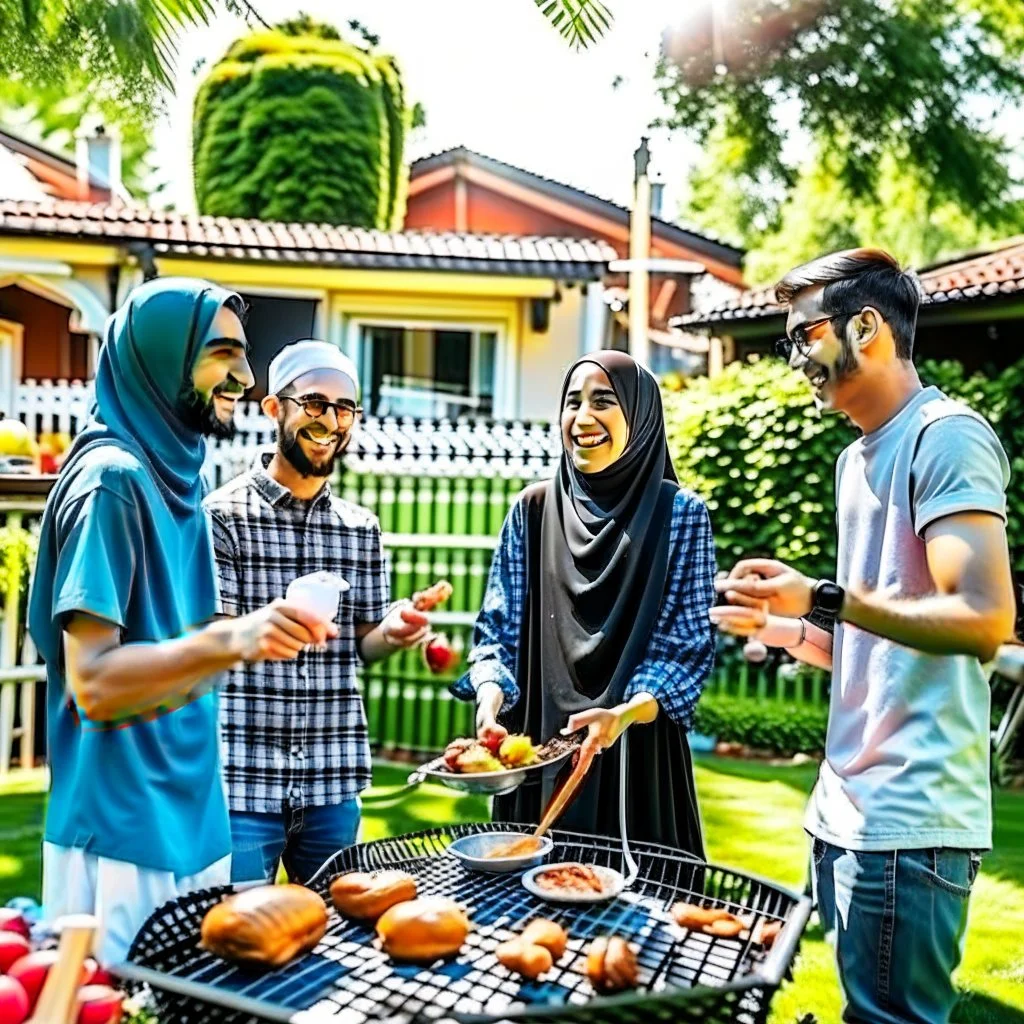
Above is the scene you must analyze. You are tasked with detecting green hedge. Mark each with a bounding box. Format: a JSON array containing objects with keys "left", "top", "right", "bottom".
[
  {"left": 693, "top": 693, "right": 829, "bottom": 756},
  {"left": 193, "top": 30, "right": 409, "bottom": 228},
  {"left": 664, "top": 355, "right": 1024, "bottom": 579}
]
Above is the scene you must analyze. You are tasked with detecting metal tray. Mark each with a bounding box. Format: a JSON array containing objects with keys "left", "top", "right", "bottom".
[{"left": 116, "top": 824, "right": 810, "bottom": 1024}]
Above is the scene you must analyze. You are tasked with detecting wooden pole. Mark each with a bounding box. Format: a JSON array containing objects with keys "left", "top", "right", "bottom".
[{"left": 629, "top": 138, "right": 652, "bottom": 368}]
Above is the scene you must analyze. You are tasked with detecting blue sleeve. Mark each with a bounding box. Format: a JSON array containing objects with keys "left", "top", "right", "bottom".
[
  {"left": 207, "top": 508, "right": 241, "bottom": 617},
  {"left": 912, "top": 415, "right": 1009, "bottom": 537},
  {"left": 625, "top": 491, "right": 717, "bottom": 726},
  {"left": 53, "top": 486, "right": 139, "bottom": 630},
  {"left": 450, "top": 500, "right": 525, "bottom": 706}
]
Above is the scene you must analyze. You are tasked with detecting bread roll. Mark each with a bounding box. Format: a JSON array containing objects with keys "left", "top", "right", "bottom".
[
  {"left": 330, "top": 870, "right": 417, "bottom": 921},
  {"left": 496, "top": 938, "right": 552, "bottom": 980},
  {"left": 586, "top": 936, "right": 638, "bottom": 992},
  {"left": 376, "top": 897, "right": 469, "bottom": 962},
  {"left": 521, "top": 919, "right": 568, "bottom": 960},
  {"left": 201, "top": 884, "right": 327, "bottom": 967}
]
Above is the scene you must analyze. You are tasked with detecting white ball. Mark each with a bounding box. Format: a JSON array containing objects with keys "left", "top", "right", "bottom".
[{"left": 743, "top": 640, "right": 768, "bottom": 663}]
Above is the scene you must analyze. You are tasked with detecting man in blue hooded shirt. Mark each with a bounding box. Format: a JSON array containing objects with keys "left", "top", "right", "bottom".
[{"left": 28, "top": 278, "right": 335, "bottom": 963}]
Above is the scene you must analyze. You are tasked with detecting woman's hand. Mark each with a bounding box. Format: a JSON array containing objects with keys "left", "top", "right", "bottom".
[
  {"left": 475, "top": 681, "right": 508, "bottom": 750},
  {"left": 709, "top": 605, "right": 805, "bottom": 648},
  {"left": 561, "top": 693, "right": 659, "bottom": 757}
]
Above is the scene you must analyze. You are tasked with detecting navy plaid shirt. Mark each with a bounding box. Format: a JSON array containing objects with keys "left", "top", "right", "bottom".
[
  {"left": 204, "top": 453, "right": 389, "bottom": 813},
  {"left": 453, "top": 488, "right": 717, "bottom": 726}
]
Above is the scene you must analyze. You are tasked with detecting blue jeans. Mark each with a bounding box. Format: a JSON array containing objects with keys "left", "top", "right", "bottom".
[
  {"left": 230, "top": 799, "right": 361, "bottom": 885},
  {"left": 813, "top": 838, "right": 981, "bottom": 1024}
]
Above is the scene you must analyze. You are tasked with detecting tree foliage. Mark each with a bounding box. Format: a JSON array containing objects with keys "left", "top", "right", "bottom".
[
  {"left": 663, "top": 355, "right": 1024, "bottom": 579},
  {"left": 192, "top": 24, "right": 409, "bottom": 228},
  {"left": 658, "top": 0, "right": 1024, "bottom": 280},
  {"left": 0, "top": 78, "right": 155, "bottom": 197}
]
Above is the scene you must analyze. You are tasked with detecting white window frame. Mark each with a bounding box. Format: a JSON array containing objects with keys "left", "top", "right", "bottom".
[{"left": 344, "top": 316, "right": 510, "bottom": 418}]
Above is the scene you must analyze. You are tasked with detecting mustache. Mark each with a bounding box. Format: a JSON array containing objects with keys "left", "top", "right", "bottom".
[{"left": 213, "top": 378, "right": 246, "bottom": 397}]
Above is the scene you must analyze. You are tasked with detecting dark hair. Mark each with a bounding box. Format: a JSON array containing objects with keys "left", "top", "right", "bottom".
[
  {"left": 223, "top": 292, "right": 250, "bottom": 324},
  {"left": 775, "top": 248, "right": 921, "bottom": 359}
]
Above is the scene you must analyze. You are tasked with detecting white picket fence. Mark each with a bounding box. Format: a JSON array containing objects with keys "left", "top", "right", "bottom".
[{"left": 15, "top": 379, "right": 277, "bottom": 490}]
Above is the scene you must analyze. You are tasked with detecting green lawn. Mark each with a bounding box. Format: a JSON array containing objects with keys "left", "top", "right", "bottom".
[{"left": 2, "top": 758, "right": 1022, "bottom": 1023}]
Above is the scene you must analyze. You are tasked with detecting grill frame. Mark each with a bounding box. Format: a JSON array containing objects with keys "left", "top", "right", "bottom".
[{"left": 116, "top": 823, "right": 811, "bottom": 1024}]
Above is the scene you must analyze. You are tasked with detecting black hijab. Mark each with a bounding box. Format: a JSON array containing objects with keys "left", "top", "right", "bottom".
[{"left": 539, "top": 351, "right": 679, "bottom": 727}]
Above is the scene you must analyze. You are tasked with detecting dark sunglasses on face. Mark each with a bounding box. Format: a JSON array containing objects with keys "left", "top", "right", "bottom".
[
  {"left": 774, "top": 313, "right": 846, "bottom": 361},
  {"left": 280, "top": 394, "right": 360, "bottom": 427}
]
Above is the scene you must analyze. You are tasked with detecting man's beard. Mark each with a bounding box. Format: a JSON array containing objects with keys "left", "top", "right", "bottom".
[
  {"left": 279, "top": 418, "right": 348, "bottom": 478},
  {"left": 177, "top": 382, "right": 240, "bottom": 440}
]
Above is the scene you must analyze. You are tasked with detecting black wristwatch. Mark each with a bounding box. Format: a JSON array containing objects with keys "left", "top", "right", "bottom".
[{"left": 811, "top": 579, "right": 845, "bottom": 622}]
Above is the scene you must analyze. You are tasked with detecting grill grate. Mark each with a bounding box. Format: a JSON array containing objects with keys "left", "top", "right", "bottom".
[{"left": 119, "top": 825, "right": 810, "bottom": 1024}]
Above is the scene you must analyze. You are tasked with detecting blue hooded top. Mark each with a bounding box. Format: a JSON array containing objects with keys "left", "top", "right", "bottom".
[{"left": 28, "top": 277, "right": 242, "bottom": 877}]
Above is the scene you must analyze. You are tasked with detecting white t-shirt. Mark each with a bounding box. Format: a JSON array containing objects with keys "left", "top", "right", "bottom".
[{"left": 805, "top": 387, "right": 1009, "bottom": 852}]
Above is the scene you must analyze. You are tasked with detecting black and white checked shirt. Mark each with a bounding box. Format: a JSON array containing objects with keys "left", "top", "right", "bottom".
[{"left": 204, "top": 452, "right": 388, "bottom": 813}]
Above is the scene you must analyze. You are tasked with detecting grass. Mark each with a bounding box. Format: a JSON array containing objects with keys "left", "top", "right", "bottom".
[{"left": 2, "top": 758, "right": 1022, "bottom": 1023}]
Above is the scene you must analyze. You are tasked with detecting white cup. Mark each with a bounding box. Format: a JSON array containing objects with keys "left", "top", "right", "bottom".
[{"left": 286, "top": 571, "right": 349, "bottom": 625}]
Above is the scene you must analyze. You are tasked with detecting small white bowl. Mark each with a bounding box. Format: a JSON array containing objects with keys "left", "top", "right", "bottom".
[
  {"left": 521, "top": 862, "right": 626, "bottom": 904},
  {"left": 447, "top": 832, "right": 554, "bottom": 874}
]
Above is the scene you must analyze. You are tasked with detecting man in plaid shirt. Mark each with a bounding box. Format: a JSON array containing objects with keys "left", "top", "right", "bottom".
[{"left": 204, "top": 340, "right": 433, "bottom": 883}]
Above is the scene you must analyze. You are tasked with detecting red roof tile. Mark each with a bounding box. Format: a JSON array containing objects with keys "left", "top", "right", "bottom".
[
  {"left": 676, "top": 238, "right": 1024, "bottom": 329},
  {"left": 0, "top": 199, "right": 617, "bottom": 278}
]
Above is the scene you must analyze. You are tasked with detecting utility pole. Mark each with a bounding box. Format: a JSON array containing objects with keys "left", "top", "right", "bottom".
[{"left": 628, "top": 137, "right": 652, "bottom": 367}]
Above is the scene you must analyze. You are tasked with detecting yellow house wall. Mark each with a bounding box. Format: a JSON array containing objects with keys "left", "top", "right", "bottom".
[
  {"left": 0, "top": 239, "right": 592, "bottom": 419},
  {"left": 518, "top": 284, "right": 586, "bottom": 421}
]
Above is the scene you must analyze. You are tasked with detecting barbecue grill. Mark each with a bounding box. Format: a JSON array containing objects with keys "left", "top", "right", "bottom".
[{"left": 116, "top": 824, "right": 811, "bottom": 1024}]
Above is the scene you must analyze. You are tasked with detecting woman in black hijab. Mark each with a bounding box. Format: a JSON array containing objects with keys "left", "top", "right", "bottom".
[{"left": 451, "top": 351, "right": 716, "bottom": 854}]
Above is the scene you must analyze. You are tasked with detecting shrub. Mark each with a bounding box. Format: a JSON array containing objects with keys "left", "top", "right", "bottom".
[
  {"left": 693, "top": 693, "right": 829, "bottom": 756},
  {"left": 664, "top": 355, "right": 1024, "bottom": 578},
  {"left": 193, "top": 28, "right": 409, "bottom": 229}
]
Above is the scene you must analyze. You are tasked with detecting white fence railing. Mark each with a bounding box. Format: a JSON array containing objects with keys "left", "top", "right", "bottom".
[{"left": 12, "top": 380, "right": 563, "bottom": 491}]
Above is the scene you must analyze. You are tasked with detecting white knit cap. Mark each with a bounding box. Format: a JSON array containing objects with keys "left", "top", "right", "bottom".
[{"left": 268, "top": 340, "right": 360, "bottom": 397}]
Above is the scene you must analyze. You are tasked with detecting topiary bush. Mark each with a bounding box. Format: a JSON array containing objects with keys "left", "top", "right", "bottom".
[
  {"left": 193, "top": 27, "right": 409, "bottom": 228},
  {"left": 664, "top": 355, "right": 1024, "bottom": 580}
]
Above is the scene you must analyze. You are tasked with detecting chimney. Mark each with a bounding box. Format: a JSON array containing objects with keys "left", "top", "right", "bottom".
[{"left": 76, "top": 118, "right": 123, "bottom": 203}]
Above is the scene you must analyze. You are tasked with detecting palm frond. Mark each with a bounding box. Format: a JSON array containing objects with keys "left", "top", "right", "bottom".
[{"left": 534, "top": 0, "right": 613, "bottom": 50}]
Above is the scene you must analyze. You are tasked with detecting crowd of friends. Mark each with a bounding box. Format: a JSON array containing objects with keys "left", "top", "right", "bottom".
[{"left": 29, "top": 247, "right": 1014, "bottom": 1024}]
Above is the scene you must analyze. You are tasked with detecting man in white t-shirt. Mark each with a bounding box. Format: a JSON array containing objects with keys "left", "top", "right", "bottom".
[{"left": 711, "top": 248, "right": 1015, "bottom": 1024}]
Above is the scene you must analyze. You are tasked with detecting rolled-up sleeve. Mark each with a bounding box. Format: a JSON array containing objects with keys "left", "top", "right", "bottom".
[
  {"left": 450, "top": 500, "right": 525, "bottom": 707},
  {"left": 625, "top": 492, "right": 717, "bottom": 726}
]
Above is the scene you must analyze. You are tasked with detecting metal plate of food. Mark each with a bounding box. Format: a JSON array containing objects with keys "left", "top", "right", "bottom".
[{"left": 409, "top": 735, "right": 581, "bottom": 796}]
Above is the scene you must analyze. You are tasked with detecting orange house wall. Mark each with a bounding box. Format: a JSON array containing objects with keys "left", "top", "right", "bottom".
[{"left": 405, "top": 180, "right": 700, "bottom": 322}]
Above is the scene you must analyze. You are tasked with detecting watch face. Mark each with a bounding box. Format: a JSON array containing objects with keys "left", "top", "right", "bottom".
[{"left": 815, "top": 581, "right": 844, "bottom": 614}]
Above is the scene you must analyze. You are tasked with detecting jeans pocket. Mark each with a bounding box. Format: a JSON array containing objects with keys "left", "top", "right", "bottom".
[
  {"left": 811, "top": 837, "right": 828, "bottom": 871},
  {"left": 909, "top": 849, "right": 974, "bottom": 900}
]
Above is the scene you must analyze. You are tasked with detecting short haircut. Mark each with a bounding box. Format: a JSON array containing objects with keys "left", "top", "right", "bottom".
[{"left": 775, "top": 248, "right": 921, "bottom": 359}]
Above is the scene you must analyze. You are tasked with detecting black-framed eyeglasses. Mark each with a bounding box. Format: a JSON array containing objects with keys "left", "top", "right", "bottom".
[
  {"left": 280, "top": 395, "right": 361, "bottom": 426},
  {"left": 774, "top": 314, "right": 845, "bottom": 361}
]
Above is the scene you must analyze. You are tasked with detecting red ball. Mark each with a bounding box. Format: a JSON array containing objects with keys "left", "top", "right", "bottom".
[
  {"left": 424, "top": 635, "right": 458, "bottom": 674},
  {"left": 0, "top": 934, "right": 30, "bottom": 975},
  {"left": 8, "top": 950, "right": 58, "bottom": 1011},
  {"left": 76, "top": 985, "right": 123, "bottom": 1024},
  {"left": 0, "top": 976, "right": 29, "bottom": 1024},
  {"left": 0, "top": 914, "right": 28, "bottom": 944}
]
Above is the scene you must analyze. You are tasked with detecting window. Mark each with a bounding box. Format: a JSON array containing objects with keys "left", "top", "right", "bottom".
[
  {"left": 238, "top": 293, "right": 320, "bottom": 400},
  {"left": 359, "top": 325, "right": 499, "bottom": 419}
]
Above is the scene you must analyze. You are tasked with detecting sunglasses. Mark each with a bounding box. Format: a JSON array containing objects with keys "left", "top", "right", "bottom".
[
  {"left": 280, "top": 395, "right": 361, "bottom": 427},
  {"left": 774, "top": 314, "right": 846, "bottom": 361}
]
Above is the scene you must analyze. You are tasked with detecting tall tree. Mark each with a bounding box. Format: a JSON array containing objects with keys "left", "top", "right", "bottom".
[{"left": 659, "top": 0, "right": 1024, "bottom": 278}]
